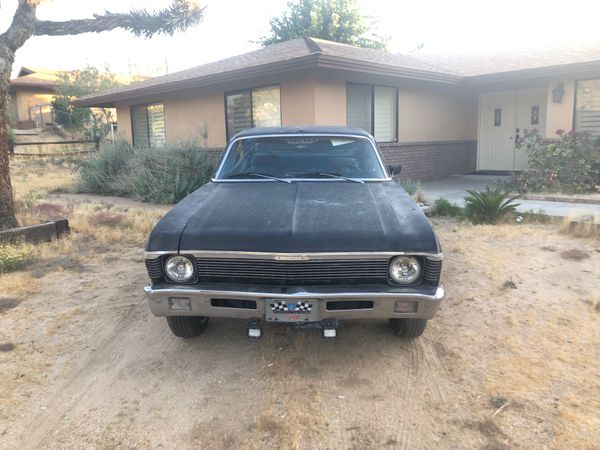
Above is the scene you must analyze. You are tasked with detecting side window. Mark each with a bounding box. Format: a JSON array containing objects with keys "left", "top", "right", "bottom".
[
  {"left": 346, "top": 83, "right": 397, "bottom": 142},
  {"left": 225, "top": 85, "right": 281, "bottom": 138},
  {"left": 131, "top": 103, "right": 165, "bottom": 148}
]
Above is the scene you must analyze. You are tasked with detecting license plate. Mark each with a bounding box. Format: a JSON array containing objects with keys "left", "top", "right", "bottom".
[{"left": 264, "top": 299, "right": 319, "bottom": 322}]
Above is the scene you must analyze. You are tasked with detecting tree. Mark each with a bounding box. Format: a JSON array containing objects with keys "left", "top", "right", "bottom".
[
  {"left": 52, "top": 66, "right": 127, "bottom": 138},
  {"left": 258, "top": 0, "right": 386, "bottom": 49},
  {"left": 0, "top": 0, "right": 204, "bottom": 230}
]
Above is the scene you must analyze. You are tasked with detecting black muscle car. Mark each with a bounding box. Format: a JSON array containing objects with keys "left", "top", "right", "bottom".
[{"left": 144, "top": 126, "right": 444, "bottom": 339}]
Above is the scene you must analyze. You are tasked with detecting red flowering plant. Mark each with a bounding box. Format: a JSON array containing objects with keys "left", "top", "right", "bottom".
[{"left": 516, "top": 129, "right": 600, "bottom": 193}]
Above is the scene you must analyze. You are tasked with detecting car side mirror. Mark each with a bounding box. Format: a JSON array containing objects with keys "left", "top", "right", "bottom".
[{"left": 387, "top": 164, "right": 402, "bottom": 176}]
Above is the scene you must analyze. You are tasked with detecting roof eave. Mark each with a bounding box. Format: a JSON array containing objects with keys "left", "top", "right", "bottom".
[
  {"left": 73, "top": 54, "right": 322, "bottom": 107},
  {"left": 74, "top": 54, "right": 464, "bottom": 107},
  {"left": 464, "top": 60, "right": 600, "bottom": 84}
]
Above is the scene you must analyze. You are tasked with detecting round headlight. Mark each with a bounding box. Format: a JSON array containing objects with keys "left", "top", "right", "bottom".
[
  {"left": 389, "top": 256, "right": 421, "bottom": 284},
  {"left": 164, "top": 255, "right": 195, "bottom": 282}
]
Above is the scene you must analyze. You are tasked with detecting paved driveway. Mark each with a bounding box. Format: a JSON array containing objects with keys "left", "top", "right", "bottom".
[{"left": 421, "top": 175, "right": 600, "bottom": 217}]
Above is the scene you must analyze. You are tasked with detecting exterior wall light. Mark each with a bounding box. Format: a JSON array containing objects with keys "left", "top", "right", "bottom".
[{"left": 552, "top": 83, "right": 564, "bottom": 103}]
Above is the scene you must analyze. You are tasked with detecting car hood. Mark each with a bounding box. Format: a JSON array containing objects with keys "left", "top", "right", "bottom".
[{"left": 146, "top": 181, "right": 440, "bottom": 254}]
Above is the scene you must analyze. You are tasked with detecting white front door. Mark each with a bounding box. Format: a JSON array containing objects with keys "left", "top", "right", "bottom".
[
  {"left": 478, "top": 92, "right": 517, "bottom": 170},
  {"left": 478, "top": 89, "right": 547, "bottom": 171}
]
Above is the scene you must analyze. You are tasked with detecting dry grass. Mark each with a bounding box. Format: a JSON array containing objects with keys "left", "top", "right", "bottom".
[
  {"left": 10, "top": 156, "right": 79, "bottom": 200},
  {"left": 4, "top": 158, "right": 164, "bottom": 295},
  {"left": 560, "top": 214, "right": 600, "bottom": 239}
]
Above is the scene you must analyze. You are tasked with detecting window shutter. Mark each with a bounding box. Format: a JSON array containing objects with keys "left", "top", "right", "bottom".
[
  {"left": 576, "top": 79, "right": 600, "bottom": 136},
  {"left": 147, "top": 104, "right": 166, "bottom": 147},
  {"left": 131, "top": 105, "right": 149, "bottom": 148},
  {"left": 252, "top": 86, "right": 281, "bottom": 128},
  {"left": 373, "top": 86, "right": 397, "bottom": 142},
  {"left": 346, "top": 84, "right": 372, "bottom": 133}
]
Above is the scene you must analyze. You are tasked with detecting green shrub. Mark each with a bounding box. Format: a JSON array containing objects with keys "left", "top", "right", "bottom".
[
  {"left": 517, "top": 130, "right": 600, "bottom": 193},
  {"left": 434, "top": 198, "right": 463, "bottom": 218},
  {"left": 77, "top": 141, "right": 216, "bottom": 203},
  {"left": 77, "top": 141, "right": 133, "bottom": 195},
  {"left": 0, "top": 244, "right": 35, "bottom": 273},
  {"left": 399, "top": 178, "right": 421, "bottom": 196},
  {"left": 464, "top": 185, "right": 520, "bottom": 224},
  {"left": 125, "top": 142, "right": 214, "bottom": 203}
]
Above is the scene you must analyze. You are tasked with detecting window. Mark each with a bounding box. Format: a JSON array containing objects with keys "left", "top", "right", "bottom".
[
  {"left": 531, "top": 105, "right": 539, "bottom": 125},
  {"left": 131, "top": 103, "right": 166, "bottom": 148},
  {"left": 346, "top": 83, "right": 398, "bottom": 142},
  {"left": 225, "top": 85, "right": 281, "bottom": 138},
  {"left": 494, "top": 108, "right": 502, "bottom": 126},
  {"left": 216, "top": 136, "right": 386, "bottom": 180},
  {"left": 575, "top": 79, "right": 600, "bottom": 135}
]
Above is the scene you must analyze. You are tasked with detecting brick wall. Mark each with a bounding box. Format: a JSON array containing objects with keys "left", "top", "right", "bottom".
[{"left": 378, "top": 140, "right": 477, "bottom": 181}]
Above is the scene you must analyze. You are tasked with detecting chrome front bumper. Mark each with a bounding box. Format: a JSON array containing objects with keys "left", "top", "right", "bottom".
[{"left": 144, "top": 284, "right": 445, "bottom": 320}]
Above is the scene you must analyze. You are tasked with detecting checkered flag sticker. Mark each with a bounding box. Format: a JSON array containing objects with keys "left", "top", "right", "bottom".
[{"left": 270, "top": 301, "right": 312, "bottom": 314}]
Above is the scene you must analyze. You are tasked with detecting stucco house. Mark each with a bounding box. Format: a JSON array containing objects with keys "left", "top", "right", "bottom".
[
  {"left": 74, "top": 38, "right": 600, "bottom": 180},
  {"left": 9, "top": 67, "right": 62, "bottom": 128}
]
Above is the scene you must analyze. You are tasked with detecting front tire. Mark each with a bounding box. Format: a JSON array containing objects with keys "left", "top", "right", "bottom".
[
  {"left": 389, "top": 318, "right": 427, "bottom": 338},
  {"left": 166, "top": 316, "right": 209, "bottom": 338}
]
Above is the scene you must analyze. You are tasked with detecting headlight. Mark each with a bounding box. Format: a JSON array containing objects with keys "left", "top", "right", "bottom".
[
  {"left": 389, "top": 256, "right": 421, "bottom": 284},
  {"left": 164, "top": 255, "right": 195, "bottom": 282}
]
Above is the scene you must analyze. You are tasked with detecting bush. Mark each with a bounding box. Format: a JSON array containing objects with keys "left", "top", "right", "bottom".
[
  {"left": 434, "top": 198, "right": 463, "bottom": 218},
  {"left": 0, "top": 244, "right": 35, "bottom": 273},
  {"left": 399, "top": 179, "right": 421, "bottom": 196},
  {"left": 464, "top": 185, "right": 520, "bottom": 224},
  {"left": 76, "top": 141, "right": 216, "bottom": 203},
  {"left": 517, "top": 130, "right": 600, "bottom": 193},
  {"left": 77, "top": 142, "right": 133, "bottom": 195},
  {"left": 125, "top": 143, "right": 214, "bottom": 203}
]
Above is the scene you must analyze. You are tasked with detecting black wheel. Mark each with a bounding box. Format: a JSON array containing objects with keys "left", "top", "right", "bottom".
[
  {"left": 166, "top": 316, "right": 209, "bottom": 338},
  {"left": 389, "top": 318, "right": 427, "bottom": 338}
]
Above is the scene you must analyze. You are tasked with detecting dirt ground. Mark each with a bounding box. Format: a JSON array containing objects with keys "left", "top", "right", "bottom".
[{"left": 1, "top": 162, "right": 599, "bottom": 449}]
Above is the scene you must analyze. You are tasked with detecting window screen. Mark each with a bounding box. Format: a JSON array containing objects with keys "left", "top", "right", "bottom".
[
  {"left": 131, "top": 103, "right": 165, "bottom": 148},
  {"left": 575, "top": 79, "right": 600, "bottom": 136},
  {"left": 225, "top": 85, "right": 281, "bottom": 138},
  {"left": 346, "top": 83, "right": 397, "bottom": 142}
]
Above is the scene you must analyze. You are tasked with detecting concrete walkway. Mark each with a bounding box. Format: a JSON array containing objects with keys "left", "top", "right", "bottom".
[{"left": 421, "top": 175, "right": 600, "bottom": 217}]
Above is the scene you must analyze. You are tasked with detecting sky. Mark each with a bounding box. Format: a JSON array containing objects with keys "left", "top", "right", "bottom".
[{"left": 2, "top": 0, "right": 600, "bottom": 78}]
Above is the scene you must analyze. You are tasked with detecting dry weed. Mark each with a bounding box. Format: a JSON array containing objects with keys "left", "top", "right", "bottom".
[{"left": 560, "top": 215, "right": 600, "bottom": 239}]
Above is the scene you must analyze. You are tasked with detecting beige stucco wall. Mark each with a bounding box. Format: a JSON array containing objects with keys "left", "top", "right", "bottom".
[
  {"left": 545, "top": 78, "right": 575, "bottom": 137},
  {"left": 313, "top": 78, "right": 347, "bottom": 126},
  {"left": 281, "top": 76, "right": 317, "bottom": 125},
  {"left": 163, "top": 91, "right": 225, "bottom": 147},
  {"left": 113, "top": 71, "right": 479, "bottom": 148},
  {"left": 115, "top": 104, "right": 132, "bottom": 144},
  {"left": 312, "top": 74, "right": 477, "bottom": 142},
  {"left": 397, "top": 86, "right": 477, "bottom": 142},
  {"left": 13, "top": 88, "right": 55, "bottom": 122}
]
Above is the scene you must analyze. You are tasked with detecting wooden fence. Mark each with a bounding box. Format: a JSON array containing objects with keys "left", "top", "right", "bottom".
[{"left": 9, "top": 139, "right": 100, "bottom": 157}]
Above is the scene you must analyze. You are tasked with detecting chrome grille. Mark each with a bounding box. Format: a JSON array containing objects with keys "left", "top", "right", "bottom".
[
  {"left": 145, "top": 258, "right": 162, "bottom": 279},
  {"left": 423, "top": 258, "right": 442, "bottom": 284},
  {"left": 194, "top": 257, "right": 389, "bottom": 285}
]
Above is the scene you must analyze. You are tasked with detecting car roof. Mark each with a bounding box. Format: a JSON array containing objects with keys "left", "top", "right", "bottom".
[{"left": 231, "top": 126, "right": 373, "bottom": 140}]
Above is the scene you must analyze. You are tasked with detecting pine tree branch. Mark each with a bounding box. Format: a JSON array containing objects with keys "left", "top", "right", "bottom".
[{"left": 34, "top": 1, "right": 205, "bottom": 38}]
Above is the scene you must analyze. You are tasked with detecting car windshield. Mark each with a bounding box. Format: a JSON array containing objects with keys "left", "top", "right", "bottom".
[{"left": 216, "top": 136, "right": 386, "bottom": 180}]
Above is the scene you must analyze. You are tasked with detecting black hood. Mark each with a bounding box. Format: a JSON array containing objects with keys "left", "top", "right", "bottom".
[{"left": 146, "top": 181, "right": 439, "bottom": 254}]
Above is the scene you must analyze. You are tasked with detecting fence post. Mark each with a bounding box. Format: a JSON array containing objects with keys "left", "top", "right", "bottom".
[
  {"left": 95, "top": 137, "right": 100, "bottom": 153},
  {"left": 39, "top": 105, "right": 44, "bottom": 128}
]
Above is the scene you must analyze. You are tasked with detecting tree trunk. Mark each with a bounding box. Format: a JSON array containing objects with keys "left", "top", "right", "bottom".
[{"left": 0, "top": 46, "right": 18, "bottom": 230}]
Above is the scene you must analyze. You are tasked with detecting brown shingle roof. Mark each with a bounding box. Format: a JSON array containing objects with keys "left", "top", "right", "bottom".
[
  {"left": 74, "top": 37, "right": 600, "bottom": 107},
  {"left": 74, "top": 37, "right": 463, "bottom": 107},
  {"left": 410, "top": 39, "right": 600, "bottom": 77}
]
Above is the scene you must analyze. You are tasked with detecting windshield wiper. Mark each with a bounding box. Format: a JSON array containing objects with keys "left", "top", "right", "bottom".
[
  {"left": 294, "top": 172, "right": 364, "bottom": 184},
  {"left": 225, "top": 172, "right": 292, "bottom": 183}
]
